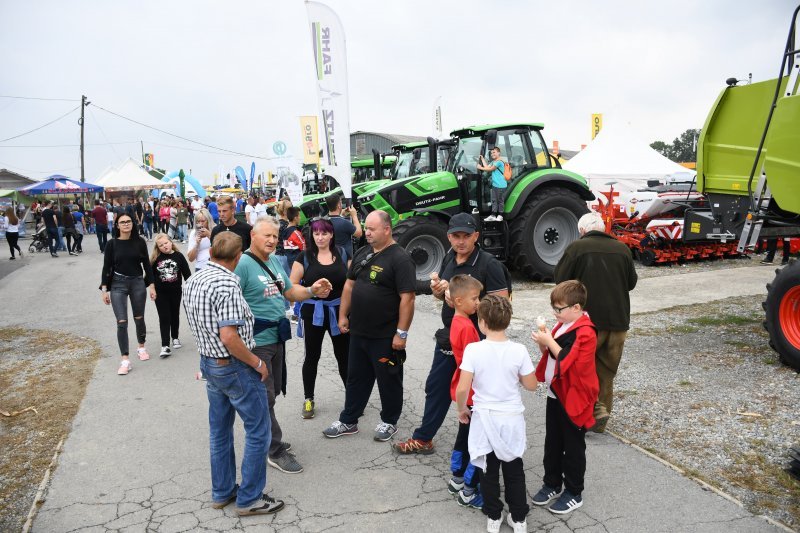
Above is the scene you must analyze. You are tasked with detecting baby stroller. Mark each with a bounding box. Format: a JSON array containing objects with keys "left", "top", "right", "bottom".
[{"left": 28, "top": 224, "right": 48, "bottom": 253}]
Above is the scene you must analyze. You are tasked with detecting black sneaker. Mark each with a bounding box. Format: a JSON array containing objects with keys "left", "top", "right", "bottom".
[
  {"left": 531, "top": 484, "right": 562, "bottom": 506},
  {"left": 236, "top": 493, "right": 284, "bottom": 516},
  {"left": 268, "top": 451, "right": 304, "bottom": 474},
  {"left": 549, "top": 490, "right": 583, "bottom": 514}
]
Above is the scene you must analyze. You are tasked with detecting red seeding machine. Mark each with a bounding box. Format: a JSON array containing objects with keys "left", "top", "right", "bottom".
[{"left": 593, "top": 183, "right": 744, "bottom": 266}]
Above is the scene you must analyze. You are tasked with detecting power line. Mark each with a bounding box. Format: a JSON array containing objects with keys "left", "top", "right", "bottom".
[
  {"left": 0, "top": 141, "right": 140, "bottom": 148},
  {"left": 0, "top": 105, "right": 81, "bottom": 143},
  {"left": 91, "top": 103, "right": 272, "bottom": 160},
  {"left": 0, "top": 160, "right": 80, "bottom": 174},
  {"left": 0, "top": 95, "right": 80, "bottom": 102}
]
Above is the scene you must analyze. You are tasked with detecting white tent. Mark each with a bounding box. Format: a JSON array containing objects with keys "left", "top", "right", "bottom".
[
  {"left": 564, "top": 122, "right": 692, "bottom": 194},
  {"left": 95, "top": 158, "right": 172, "bottom": 192}
]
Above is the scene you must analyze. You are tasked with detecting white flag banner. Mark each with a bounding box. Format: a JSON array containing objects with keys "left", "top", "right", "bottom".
[
  {"left": 306, "top": 1, "right": 352, "bottom": 199},
  {"left": 432, "top": 96, "right": 442, "bottom": 138},
  {"left": 271, "top": 157, "right": 304, "bottom": 206}
]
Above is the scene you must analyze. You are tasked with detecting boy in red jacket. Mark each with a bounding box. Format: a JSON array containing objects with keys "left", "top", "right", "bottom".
[{"left": 531, "top": 280, "right": 598, "bottom": 515}]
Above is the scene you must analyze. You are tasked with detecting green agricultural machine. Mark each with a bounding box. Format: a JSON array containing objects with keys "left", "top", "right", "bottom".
[
  {"left": 357, "top": 123, "right": 593, "bottom": 281},
  {"left": 297, "top": 139, "right": 446, "bottom": 221},
  {"left": 683, "top": 6, "right": 800, "bottom": 370}
]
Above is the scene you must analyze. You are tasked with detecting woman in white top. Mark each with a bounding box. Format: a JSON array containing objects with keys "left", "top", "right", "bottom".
[
  {"left": 3, "top": 207, "right": 22, "bottom": 260},
  {"left": 187, "top": 207, "right": 215, "bottom": 271}
]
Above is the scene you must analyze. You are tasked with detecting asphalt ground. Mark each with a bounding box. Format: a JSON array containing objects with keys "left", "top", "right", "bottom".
[{"left": 0, "top": 234, "right": 785, "bottom": 532}]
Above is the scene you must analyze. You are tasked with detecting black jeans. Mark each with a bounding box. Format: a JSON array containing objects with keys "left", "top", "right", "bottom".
[
  {"left": 339, "top": 335, "right": 403, "bottom": 426},
  {"left": 412, "top": 343, "right": 456, "bottom": 441},
  {"left": 302, "top": 313, "right": 349, "bottom": 400},
  {"left": 46, "top": 227, "right": 59, "bottom": 255},
  {"left": 155, "top": 289, "right": 182, "bottom": 346},
  {"left": 482, "top": 453, "right": 529, "bottom": 522},
  {"left": 253, "top": 344, "right": 286, "bottom": 458},
  {"left": 6, "top": 231, "right": 21, "bottom": 258},
  {"left": 96, "top": 226, "right": 108, "bottom": 252},
  {"left": 65, "top": 230, "right": 82, "bottom": 252},
  {"left": 543, "top": 396, "right": 587, "bottom": 495},
  {"left": 110, "top": 275, "right": 147, "bottom": 355}
]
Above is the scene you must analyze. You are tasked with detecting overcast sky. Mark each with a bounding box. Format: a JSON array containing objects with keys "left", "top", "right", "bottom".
[{"left": 0, "top": 0, "right": 793, "bottom": 184}]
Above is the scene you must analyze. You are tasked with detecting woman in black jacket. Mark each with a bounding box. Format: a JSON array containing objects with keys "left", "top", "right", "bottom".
[{"left": 100, "top": 213, "right": 156, "bottom": 375}]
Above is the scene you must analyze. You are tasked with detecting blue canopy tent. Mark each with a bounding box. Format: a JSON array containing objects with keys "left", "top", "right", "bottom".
[{"left": 17, "top": 175, "right": 104, "bottom": 195}]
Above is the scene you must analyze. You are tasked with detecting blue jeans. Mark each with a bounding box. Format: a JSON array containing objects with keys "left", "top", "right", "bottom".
[
  {"left": 412, "top": 343, "right": 457, "bottom": 442},
  {"left": 57, "top": 226, "right": 66, "bottom": 251},
  {"left": 142, "top": 220, "right": 153, "bottom": 239},
  {"left": 200, "top": 356, "right": 271, "bottom": 508},
  {"left": 178, "top": 223, "right": 188, "bottom": 241}
]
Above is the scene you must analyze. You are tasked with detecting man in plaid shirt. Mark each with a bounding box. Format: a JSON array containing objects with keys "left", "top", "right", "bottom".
[{"left": 183, "top": 232, "right": 284, "bottom": 517}]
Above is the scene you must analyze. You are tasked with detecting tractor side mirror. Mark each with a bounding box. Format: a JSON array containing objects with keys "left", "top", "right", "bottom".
[{"left": 485, "top": 129, "right": 498, "bottom": 147}]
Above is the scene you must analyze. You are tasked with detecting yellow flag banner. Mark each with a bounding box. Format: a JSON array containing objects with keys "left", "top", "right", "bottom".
[
  {"left": 300, "top": 116, "right": 320, "bottom": 165},
  {"left": 591, "top": 114, "right": 603, "bottom": 140}
]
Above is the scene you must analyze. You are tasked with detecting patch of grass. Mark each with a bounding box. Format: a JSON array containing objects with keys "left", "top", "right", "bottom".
[
  {"left": 723, "top": 452, "right": 800, "bottom": 525},
  {"left": 678, "top": 380, "right": 692, "bottom": 386},
  {"left": 0, "top": 327, "right": 102, "bottom": 533},
  {"left": 693, "top": 314, "right": 760, "bottom": 326},
  {"left": 667, "top": 324, "right": 699, "bottom": 334}
]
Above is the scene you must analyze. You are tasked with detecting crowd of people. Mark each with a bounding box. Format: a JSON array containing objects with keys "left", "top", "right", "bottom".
[
  {"left": 2, "top": 185, "right": 639, "bottom": 531},
  {"left": 89, "top": 187, "right": 636, "bottom": 532}
]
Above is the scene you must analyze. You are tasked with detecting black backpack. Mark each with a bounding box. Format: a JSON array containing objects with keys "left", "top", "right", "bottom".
[{"left": 440, "top": 249, "right": 513, "bottom": 299}]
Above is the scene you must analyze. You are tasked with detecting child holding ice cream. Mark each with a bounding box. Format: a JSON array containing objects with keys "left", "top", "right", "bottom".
[{"left": 531, "top": 280, "right": 599, "bottom": 515}]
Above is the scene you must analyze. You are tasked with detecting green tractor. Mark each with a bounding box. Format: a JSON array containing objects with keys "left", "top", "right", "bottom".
[
  {"left": 297, "top": 139, "right": 446, "bottom": 222},
  {"left": 683, "top": 5, "right": 800, "bottom": 370},
  {"left": 356, "top": 123, "right": 594, "bottom": 281}
]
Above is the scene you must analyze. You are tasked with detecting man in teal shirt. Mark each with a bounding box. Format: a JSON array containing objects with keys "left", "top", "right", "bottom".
[
  {"left": 477, "top": 146, "right": 507, "bottom": 221},
  {"left": 236, "top": 217, "right": 332, "bottom": 474}
]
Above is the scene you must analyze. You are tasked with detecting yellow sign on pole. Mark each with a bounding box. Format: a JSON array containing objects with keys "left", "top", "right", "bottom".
[
  {"left": 591, "top": 114, "right": 603, "bottom": 139},
  {"left": 300, "top": 116, "right": 320, "bottom": 165}
]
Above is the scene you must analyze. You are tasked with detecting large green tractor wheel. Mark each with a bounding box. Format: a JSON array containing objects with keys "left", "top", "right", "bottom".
[
  {"left": 763, "top": 260, "right": 800, "bottom": 371},
  {"left": 394, "top": 216, "right": 449, "bottom": 281},
  {"left": 509, "top": 187, "right": 588, "bottom": 281}
]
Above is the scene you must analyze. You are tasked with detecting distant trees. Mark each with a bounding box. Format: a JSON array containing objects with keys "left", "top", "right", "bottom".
[{"left": 650, "top": 129, "right": 700, "bottom": 162}]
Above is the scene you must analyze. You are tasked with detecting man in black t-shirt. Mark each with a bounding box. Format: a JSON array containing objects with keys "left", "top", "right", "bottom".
[
  {"left": 41, "top": 200, "right": 60, "bottom": 257},
  {"left": 323, "top": 210, "right": 416, "bottom": 442},
  {"left": 210, "top": 196, "right": 252, "bottom": 252},
  {"left": 393, "top": 212, "right": 510, "bottom": 456}
]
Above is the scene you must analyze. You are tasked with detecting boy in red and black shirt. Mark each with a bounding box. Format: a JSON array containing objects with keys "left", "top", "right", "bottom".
[
  {"left": 447, "top": 274, "right": 483, "bottom": 509},
  {"left": 532, "top": 280, "right": 598, "bottom": 515}
]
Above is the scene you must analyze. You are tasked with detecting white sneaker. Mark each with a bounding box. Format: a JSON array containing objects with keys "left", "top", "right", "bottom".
[
  {"left": 496, "top": 215, "right": 503, "bottom": 221},
  {"left": 159, "top": 346, "right": 172, "bottom": 358},
  {"left": 506, "top": 513, "right": 527, "bottom": 533},
  {"left": 487, "top": 511, "right": 504, "bottom": 533},
  {"left": 172, "top": 338, "right": 182, "bottom": 349},
  {"left": 485, "top": 215, "right": 497, "bottom": 222}
]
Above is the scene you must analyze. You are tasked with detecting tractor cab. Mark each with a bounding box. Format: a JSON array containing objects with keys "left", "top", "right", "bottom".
[{"left": 450, "top": 123, "right": 556, "bottom": 218}]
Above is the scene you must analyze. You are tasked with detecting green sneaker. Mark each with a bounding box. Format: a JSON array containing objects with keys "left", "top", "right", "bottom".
[{"left": 302, "top": 398, "right": 315, "bottom": 419}]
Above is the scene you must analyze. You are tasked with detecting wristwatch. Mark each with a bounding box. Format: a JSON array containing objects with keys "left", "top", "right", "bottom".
[{"left": 396, "top": 329, "right": 408, "bottom": 340}]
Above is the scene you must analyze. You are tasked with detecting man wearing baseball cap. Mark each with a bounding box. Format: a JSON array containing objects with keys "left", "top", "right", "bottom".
[{"left": 393, "top": 212, "right": 510, "bottom": 461}]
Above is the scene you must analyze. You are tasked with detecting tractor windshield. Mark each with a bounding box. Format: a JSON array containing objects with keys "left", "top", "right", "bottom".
[{"left": 450, "top": 136, "right": 483, "bottom": 173}]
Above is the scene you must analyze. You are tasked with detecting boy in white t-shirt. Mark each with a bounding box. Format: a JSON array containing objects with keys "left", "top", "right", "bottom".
[{"left": 456, "top": 295, "right": 539, "bottom": 533}]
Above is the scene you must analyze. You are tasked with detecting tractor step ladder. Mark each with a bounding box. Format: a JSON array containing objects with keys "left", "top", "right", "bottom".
[
  {"left": 738, "top": 170, "right": 771, "bottom": 253},
  {"left": 738, "top": 16, "right": 800, "bottom": 254}
]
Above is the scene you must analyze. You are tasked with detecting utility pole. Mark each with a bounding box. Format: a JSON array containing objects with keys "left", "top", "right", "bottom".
[
  {"left": 141, "top": 141, "right": 145, "bottom": 166},
  {"left": 80, "top": 95, "right": 87, "bottom": 182}
]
